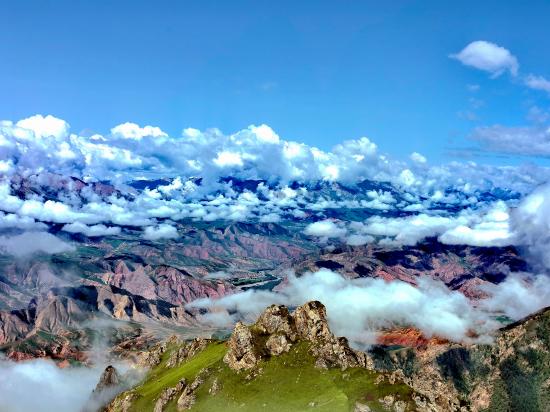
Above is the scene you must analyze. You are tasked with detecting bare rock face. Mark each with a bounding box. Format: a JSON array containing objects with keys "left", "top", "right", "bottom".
[
  {"left": 293, "top": 301, "right": 332, "bottom": 342},
  {"left": 223, "top": 322, "right": 259, "bottom": 370},
  {"left": 265, "top": 334, "right": 292, "bottom": 356},
  {"left": 208, "top": 378, "right": 221, "bottom": 395},
  {"left": 176, "top": 375, "right": 202, "bottom": 410},
  {"left": 137, "top": 341, "right": 168, "bottom": 368},
  {"left": 255, "top": 304, "right": 297, "bottom": 341},
  {"left": 95, "top": 365, "right": 120, "bottom": 392},
  {"left": 104, "top": 392, "right": 137, "bottom": 412},
  {"left": 83, "top": 365, "right": 123, "bottom": 412}
]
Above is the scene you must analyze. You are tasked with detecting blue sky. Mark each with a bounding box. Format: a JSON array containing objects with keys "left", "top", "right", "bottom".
[{"left": 1, "top": 0, "right": 550, "bottom": 164}]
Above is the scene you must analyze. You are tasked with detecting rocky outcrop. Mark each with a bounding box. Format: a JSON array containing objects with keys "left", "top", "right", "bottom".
[
  {"left": 151, "top": 371, "right": 205, "bottom": 411},
  {"left": 223, "top": 301, "right": 371, "bottom": 371},
  {"left": 153, "top": 378, "right": 187, "bottom": 412},
  {"left": 176, "top": 375, "right": 203, "bottom": 410},
  {"left": 265, "top": 334, "right": 291, "bottom": 355},
  {"left": 104, "top": 393, "right": 136, "bottom": 412},
  {"left": 83, "top": 365, "right": 123, "bottom": 412},
  {"left": 166, "top": 337, "right": 209, "bottom": 368},
  {"left": 255, "top": 304, "right": 297, "bottom": 340},
  {"left": 95, "top": 365, "right": 121, "bottom": 392},
  {"left": 293, "top": 301, "right": 332, "bottom": 341},
  {"left": 223, "top": 322, "right": 259, "bottom": 370}
]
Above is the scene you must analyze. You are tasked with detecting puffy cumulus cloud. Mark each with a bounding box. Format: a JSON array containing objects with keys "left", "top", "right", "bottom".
[
  {"left": 304, "top": 220, "right": 347, "bottom": 239},
  {"left": 62, "top": 222, "right": 121, "bottom": 237},
  {"left": 360, "top": 214, "right": 456, "bottom": 246},
  {"left": 347, "top": 201, "right": 513, "bottom": 247},
  {"left": 0, "top": 115, "right": 84, "bottom": 176},
  {"left": 259, "top": 212, "right": 281, "bottom": 223},
  {"left": 345, "top": 234, "right": 374, "bottom": 246},
  {"left": 213, "top": 151, "right": 244, "bottom": 168},
  {"left": 142, "top": 223, "right": 179, "bottom": 241},
  {"left": 0, "top": 212, "right": 47, "bottom": 230},
  {"left": 0, "top": 115, "right": 400, "bottom": 189},
  {"left": 410, "top": 152, "right": 427, "bottom": 164},
  {"left": 110, "top": 122, "right": 167, "bottom": 140},
  {"left": 3, "top": 114, "right": 550, "bottom": 200},
  {"left": 397, "top": 169, "right": 416, "bottom": 186},
  {"left": 16, "top": 114, "right": 70, "bottom": 139},
  {"left": 0, "top": 232, "right": 75, "bottom": 257},
  {"left": 480, "top": 274, "right": 550, "bottom": 320},
  {"left": 524, "top": 74, "right": 550, "bottom": 95},
  {"left": 17, "top": 199, "right": 98, "bottom": 225},
  {"left": 450, "top": 40, "right": 519, "bottom": 77},
  {"left": 249, "top": 124, "right": 280, "bottom": 144},
  {"left": 471, "top": 124, "right": 550, "bottom": 157},
  {"left": 4, "top": 114, "right": 550, "bottom": 233},
  {"left": 189, "top": 269, "right": 499, "bottom": 346},
  {"left": 439, "top": 201, "right": 513, "bottom": 247}
]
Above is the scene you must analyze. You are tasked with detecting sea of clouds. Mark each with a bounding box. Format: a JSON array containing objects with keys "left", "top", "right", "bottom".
[
  {"left": 1, "top": 113, "right": 550, "bottom": 411},
  {"left": 1, "top": 113, "right": 550, "bottom": 246}
]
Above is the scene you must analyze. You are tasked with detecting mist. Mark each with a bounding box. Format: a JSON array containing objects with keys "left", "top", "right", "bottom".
[{"left": 0, "top": 357, "right": 102, "bottom": 412}]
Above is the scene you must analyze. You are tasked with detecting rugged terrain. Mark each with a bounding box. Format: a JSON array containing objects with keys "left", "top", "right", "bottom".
[
  {"left": 102, "top": 301, "right": 550, "bottom": 412},
  {"left": 0, "top": 173, "right": 544, "bottom": 412},
  {"left": 0, "top": 175, "right": 527, "bottom": 363}
]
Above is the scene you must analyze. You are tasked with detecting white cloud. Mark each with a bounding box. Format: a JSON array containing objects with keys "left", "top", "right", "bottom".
[
  {"left": 110, "top": 122, "right": 167, "bottom": 140},
  {"left": 0, "top": 358, "right": 102, "bottom": 412},
  {"left": 410, "top": 152, "right": 427, "bottom": 164},
  {"left": 525, "top": 74, "right": 550, "bottom": 94},
  {"left": 510, "top": 183, "right": 550, "bottom": 270},
  {"left": 0, "top": 357, "right": 141, "bottom": 412},
  {"left": 451, "top": 40, "right": 519, "bottom": 77},
  {"left": 354, "top": 201, "right": 513, "bottom": 247},
  {"left": 188, "top": 269, "right": 500, "bottom": 346},
  {"left": 142, "top": 224, "right": 179, "bottom": 241},
  {"left": 345, "top": 234, "right": 374, "bottom": 246},
  {"left": 16, "top": 114, "right": 70, "bottom": 139},
  {"left": 213, "top": 151, "right": 243, "bottom": 167},
  {"left": 471, "top": 124, "right": 550, "bottom": 157},
  {"left": 62, "top": 222, "right": 121, "bottom": 237},
  {"left": 0, "top": 212, "right": 47, "bottom": 230},
  {"left": 205, "top": 271, "right": 231, "bottom": 280},
  {"left": 480, "top": 274, "right": 550, "bottom": 320},
  {"left": 249, "top": 124, "right": 280, "bottom": 144},
  {"left": 304, "top": 220, "right": 347, "bottom": 238},
  {"left": 0, "top": 232, "right": 75, "bottom": 257}
]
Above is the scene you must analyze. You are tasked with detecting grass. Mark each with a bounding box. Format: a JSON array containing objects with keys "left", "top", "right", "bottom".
[
  {"left": 120, "top": 341, "right": 416, "bottom": 412},
  {"left": 129, "top": 342, "right": 227, "bottom": 411}
]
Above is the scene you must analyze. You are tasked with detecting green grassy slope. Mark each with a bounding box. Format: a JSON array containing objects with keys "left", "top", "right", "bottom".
[{"left": 115, "top": 341, "right": 417, "bottom": 412}]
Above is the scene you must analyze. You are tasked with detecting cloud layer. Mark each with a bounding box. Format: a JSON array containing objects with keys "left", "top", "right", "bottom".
[{"left": 188, "top": 268, "right": 550, "bottom": 347}]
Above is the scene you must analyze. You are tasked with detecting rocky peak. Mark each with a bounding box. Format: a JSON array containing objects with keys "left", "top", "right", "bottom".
[
  {"left": 223, "top": 301, "right": 370, "bottom": 372},
  {"left": 293, "top": 300, "right": 332, "bottom": 341},
  {"left": 223, "top": 321, "right": 259, "bottom": 371},
  {"left": 95, "top": 365, "right": 121, "bottom": 392},
  {"left": 83, "top": 365, "right": 123, "bottom": 412},
  {"left": 255, "top": 304, "right": 297, "bottom": 340}
]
